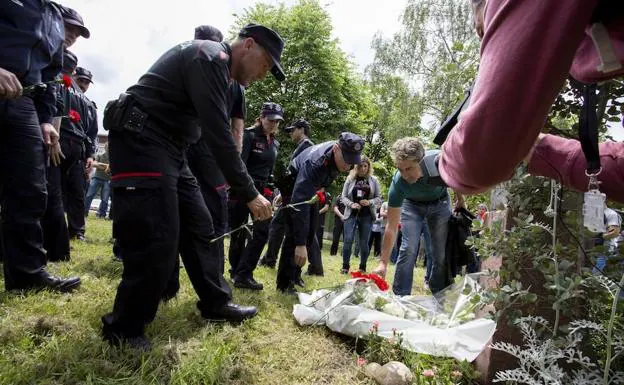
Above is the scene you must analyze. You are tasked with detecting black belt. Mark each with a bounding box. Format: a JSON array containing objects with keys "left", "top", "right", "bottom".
[{"left": 407, "top": 193, "right": 448, "bottom": 206}]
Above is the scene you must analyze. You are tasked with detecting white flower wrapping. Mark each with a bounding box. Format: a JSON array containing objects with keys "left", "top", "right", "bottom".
[{"left": 293, "top": 274, "right": 496, "bottom": 362}]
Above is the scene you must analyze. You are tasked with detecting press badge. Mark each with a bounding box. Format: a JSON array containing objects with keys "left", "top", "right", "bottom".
[{"left": 583, "top": 190, "right": 606, "bottom": 233}]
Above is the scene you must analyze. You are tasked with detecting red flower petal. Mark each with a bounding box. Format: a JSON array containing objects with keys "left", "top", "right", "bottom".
[
  {"left": 62, "top": 74, "right": 72, "bottom": 89},
  {"left": 68, "top": 109, "right": 81, "bottom": 123},
  {"left": 316, "top": 191, "right": 326, "bottom": 205}
]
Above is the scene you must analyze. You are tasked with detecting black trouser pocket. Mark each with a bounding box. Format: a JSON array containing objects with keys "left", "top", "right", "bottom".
[{"left": 113, "top": 180, "right": 165, "bottom": 245}]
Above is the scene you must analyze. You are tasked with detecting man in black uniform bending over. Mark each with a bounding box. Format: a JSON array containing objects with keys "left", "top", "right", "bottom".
[
  {"left": 101, "top": 23, "right": 283, "bottom": 348},
  {"left": 231, "top": 103, "right": 281, "bottom": 290},
  {"left": 277, "top": 133, "right": 364, "bottom": 293},
  {"left": 162, "top": 25, "right": 248, "bottom": 300}
]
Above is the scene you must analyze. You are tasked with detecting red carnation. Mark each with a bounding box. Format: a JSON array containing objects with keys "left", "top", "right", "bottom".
[
  {"left": 316, "top": 191, "right": 326, "bottom": 205},
  {"left": 68, "top": 109, "right": 81, "bottom": 123},
  {"left": 62, "top": 74, "right": 72, "bottom": 89},
  {"left": 263, "top": 187, "right": 273, "bottom": 198},
  {"left": 369, "top": 273, "right": 390, "bottom": 291}
]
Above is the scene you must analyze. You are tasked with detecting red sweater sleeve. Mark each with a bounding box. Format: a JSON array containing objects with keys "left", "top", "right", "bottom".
[
  {"left": 439, "top": 0, "right": 598, "bottom": 194},
  {"left": 528, "top": 134, "right": 624, "bottom": 203}
]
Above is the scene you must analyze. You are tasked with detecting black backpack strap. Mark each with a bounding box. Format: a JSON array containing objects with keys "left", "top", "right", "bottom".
[{"left": 578, "top": 83, "right": 601, "bottom": 175}]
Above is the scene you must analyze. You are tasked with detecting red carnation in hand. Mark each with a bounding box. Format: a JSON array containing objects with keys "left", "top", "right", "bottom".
[
  {"left": 316, "top": 191, "right": 326, "bottom": 205},
  {"left": 263, "top": 187, "right": 273, "bottom": 198},
  {"left": 369, "top": 273, "right": 390, "bottom": 291},
  {"left": 62, "top": 74, "right": 72, "bottom": 88},
  {"left": 68, "top": 109, "right": 81, "bottom": 123}
]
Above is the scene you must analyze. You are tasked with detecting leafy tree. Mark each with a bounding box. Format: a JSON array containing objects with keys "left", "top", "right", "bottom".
[
  {"left": 369, "top": 0, "right": 479, "bottom": 126},
  {"left": 231, "top": 0, "right": 374, "bottom": 193}
]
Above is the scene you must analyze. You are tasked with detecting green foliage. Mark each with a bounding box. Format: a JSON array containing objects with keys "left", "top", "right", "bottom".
[
  {"left": 370, "top": 0, "right": 479, "bottom": 126},
  {"left": 231, "top": 0, "right": 375, "bottom": 187}
]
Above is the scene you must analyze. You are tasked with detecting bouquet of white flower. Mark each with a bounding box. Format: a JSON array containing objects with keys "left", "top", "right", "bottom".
[{"left": 293, "top": 273, "right": 496, "bottom": 362}]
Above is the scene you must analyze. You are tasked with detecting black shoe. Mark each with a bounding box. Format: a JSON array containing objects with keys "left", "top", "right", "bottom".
[
  {"left": 72, "top": 234, "right": 86, "bottom": 242},
  {"left": 48, "top": 254, "right": 71, "bottom": 263},
  {"left": 200, "top": 302, "right": 258, "bottom": 323},
  {"left": 358, "top": 266, "right": 367, "bottom": 273},
  {"left": 103, "top": 332, "right": 152, "bottom": 351},
  {"left": 340, "top": 268, "right": 349, "bottom": 275},
  {"left": 278, "top": 286, "right": 298, "bottom": 295},
  {"left": 294, "top": 277, "right": 305, "bottom": 287},
  {"left": 233, "top": 276, "right": 263, "bottom": 291},
  {"left": 10, "top": 272, "right": 81, "bottom": 293}
]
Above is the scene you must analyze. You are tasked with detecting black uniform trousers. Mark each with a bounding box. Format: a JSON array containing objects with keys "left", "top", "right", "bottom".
[
  {"left": 0, "top": 97, "right": 48, "bottom": 290},
  {"left": 330, "top": 217, "right": 344, "bottom": 256},
  {"left": 59, "top": 136, "right": 86, "bottom": 238},
  {"left": 234, "top": 217, "right": 271, "bottom": 280},
  {"left": 102, "top": 128, "right": 231, "bottom": 339},
  {"left": 227, "top": 197, "right": 250, "bottom": 277},
  {"left": 261, "top": 208, "right": 285, "bottom": 267},
  {"left": 305, "top": 202, "right": 323, "bottom": 275},
  {"left": 276, "top": 206, "right": 298, "bottom": 291},
  {"left": 41, "top": 164, "right": 70, "bottom": 261},
  {"left": 187, "top": 139, "right": 230, "bottom": 278},
  {"left": 317, "top": 212, "right": 326, "bottom": 251}
]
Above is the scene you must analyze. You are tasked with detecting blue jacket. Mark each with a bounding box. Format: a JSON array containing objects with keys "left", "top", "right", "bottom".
[
  {"left": 0, "top": 0, "right": 64, "bottom": 124},
  {"left": 288, "top": 141, "right": 340, "bottom": 245}
]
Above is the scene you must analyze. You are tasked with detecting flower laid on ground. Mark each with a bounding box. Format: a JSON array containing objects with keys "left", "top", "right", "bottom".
[
  {"left": 357, "top": 356, "right": 367, "bottom": 366},
  {"left": 350, "top": 271, "right": 390, "bottom": 291},
  {"left": 451, "top": 370, "right": 462, "bottom": 378},
  {"left": 422, "top": 369, "right": 435, "bottom": 377}
]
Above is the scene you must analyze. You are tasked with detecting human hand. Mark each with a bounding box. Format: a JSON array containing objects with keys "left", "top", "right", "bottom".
[
  {"left": 0, "top": 67, "right": 22, "bottom": 99},
  {"left": 351, "top": 203, "right": 361, "bottom": 210},
  {"left": 247, "top": 194, "right": 272, "bottom": 221},
  {"left": 371, "top": 261, "right": 388, "bottom": 279},
  {"left": 360, "top": 199, "right": 370, "bottom": 207},
  {"left": 41, "top": 123, "right": 64, "bottom": 166},
  {"left": 294, "top": 245, "right": 307, "bottom": 267}
]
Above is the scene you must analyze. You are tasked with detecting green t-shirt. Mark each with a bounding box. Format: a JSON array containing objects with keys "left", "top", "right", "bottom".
[
  {"left": 387, "top": 152, "right": 447, "bottom": 208},
  {"left": 93, "top": 151, "right": 110, "bottom": 181}
]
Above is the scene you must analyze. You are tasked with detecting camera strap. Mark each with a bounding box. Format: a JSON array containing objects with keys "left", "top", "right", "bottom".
[{"left": 579, "top": 83, "right": 601, "bottom": 175}]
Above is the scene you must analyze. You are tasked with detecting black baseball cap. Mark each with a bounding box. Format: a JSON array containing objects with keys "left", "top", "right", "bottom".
[
  {"left": 62, "top": 49, "right": 78, "bottom": 74},
  {"left": 75, "top": 67, "right": 93, "bottom": 83},
  {"left": 338, "top": 132, "right": 365, "bottom": 165},
  {"left": 194, "top": 25, "right": 223, "bottom": 42},
  {"left": 60, "top": 6, "right": 90, "bottom": 39},
  {"left": 261, "top": 102, "right": 284, "bottom": 120},
  {"left": 285, "top": 119, "right": 310, "bottom": 134},
  {"left": 239, "top": 23, "right": 285, "bottom": 81}
]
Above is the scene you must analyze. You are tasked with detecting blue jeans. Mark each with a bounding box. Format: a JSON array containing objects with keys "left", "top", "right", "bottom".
[
  {"left": 85, "top": 177, "right": 111, "bottom": 217},
  {"left": 422, "top": 224, "right": 434, "bottom": 281},
  {"left": 342, "top": 214, "right": 373, "bottom": 271},
  {"left": 393, "top": 198, "right": 451, "bottom": 295}
]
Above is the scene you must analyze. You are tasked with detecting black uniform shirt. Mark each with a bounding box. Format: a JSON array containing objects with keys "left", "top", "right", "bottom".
[
  {"left": 57, "top": 77, "right": 89, "bottom": 141},
  {"left": 0, "top": 0, "right": 64, "bottom": 124},
  {"left": 241, "top": 125, "right": 279, "bottom": 186},
  {"left": 290, "top": 137, "right": 314, "bottom": 163},
  {"left": 289, "top": 141, "right": 340, "bottom": 245},
  {"left": 126, "top": 40, "right": 257, "bottom": 201}
]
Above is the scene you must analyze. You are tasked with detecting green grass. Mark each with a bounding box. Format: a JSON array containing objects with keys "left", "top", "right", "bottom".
[{"left": 0, "top": 217, "right": 429, "bottom": 385}]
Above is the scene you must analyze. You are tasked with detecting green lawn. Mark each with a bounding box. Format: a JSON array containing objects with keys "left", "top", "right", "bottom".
[{"left": 0, "top": 217, "right": 429, "bottom": 385}]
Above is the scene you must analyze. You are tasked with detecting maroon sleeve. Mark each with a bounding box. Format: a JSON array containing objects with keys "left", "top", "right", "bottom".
[
  {"left": 439, "top": 0, "right": 599, "bottom": 194},
  {"left": 528, "top": 134, "right": 624, "bottom": 203}
]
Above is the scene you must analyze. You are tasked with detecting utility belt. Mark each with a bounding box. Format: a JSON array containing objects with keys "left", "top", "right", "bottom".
[
  {"left": 407, "top": 192, "right": 448, "bottom": 206},
  {"left": 103, "top": 93, "right": 186, "bottom": 149}
]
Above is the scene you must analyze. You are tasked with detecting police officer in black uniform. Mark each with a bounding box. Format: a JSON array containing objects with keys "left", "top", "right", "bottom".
[
  {"left": 73, "top": 66, "right": 99, "bottom": 196},
  {"left": 276, "top": 133, "right": 365, "bottom": 293},
  {"left": 41, "top": 49, "right": 79, "bottom": 263},
  {"left": 0, "top": 0, "right": 80, "bottom": 292},
  {"left": 55, "top": 6, "right": 96, "bottom": 241},
  {"left": 231, "top": 103, "right": 282, "bottom": 290},
  {"left": 163, "top": 25, "right": 248, "bottom": 301},
  {"left": 101, "top": 23, "right": 283, "bottom": 348},
  {"left": 259, "top": 119, "right": 315, "bottom": 269}
]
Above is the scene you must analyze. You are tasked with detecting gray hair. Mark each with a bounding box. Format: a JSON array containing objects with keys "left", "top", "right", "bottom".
[{"left": 390, "top": 137, "right": 425, "bottom": 163}]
